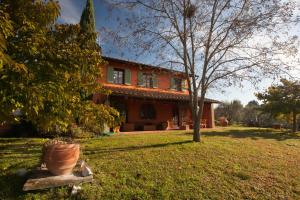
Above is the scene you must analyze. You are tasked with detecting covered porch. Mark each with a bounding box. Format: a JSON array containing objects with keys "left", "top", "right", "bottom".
[
  {"left": 110, "top": 96, "right": 215, "bottom": 132},
  {"left": 94, "top": 86, "right": 216, "bottom": 132}
]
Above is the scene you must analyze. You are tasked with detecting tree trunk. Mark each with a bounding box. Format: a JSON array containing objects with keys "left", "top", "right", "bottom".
[
  {"left": 192, "top": 96, "right": 205, "bottom": 142},
  {"left": 193, "top": 115, "right": 201, "bottom": 142},
  {"left": 292, "top": 111, "right": 298, "bottom": 133}
]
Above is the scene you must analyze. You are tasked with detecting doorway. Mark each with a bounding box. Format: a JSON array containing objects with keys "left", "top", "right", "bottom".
[{"left": 172, "top": 106, "right": 179, "bottom": 127}]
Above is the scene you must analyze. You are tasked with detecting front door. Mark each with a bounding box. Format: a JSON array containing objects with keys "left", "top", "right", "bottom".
[{"left": 172, "top": 106, "right": 179, "bottom": 127}]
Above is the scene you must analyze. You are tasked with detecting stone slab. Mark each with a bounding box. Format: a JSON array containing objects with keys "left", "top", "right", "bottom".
[{"left": 23, "top": 169, "right": 93, "bottom": 191}]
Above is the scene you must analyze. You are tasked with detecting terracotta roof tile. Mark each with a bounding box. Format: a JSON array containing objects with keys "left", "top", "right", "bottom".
[
  {"left": 103, "top": 56, "right": 185, "bottom": 75},
  {"left": 103, "top": 85, "right": 220, "bottom": 103}
]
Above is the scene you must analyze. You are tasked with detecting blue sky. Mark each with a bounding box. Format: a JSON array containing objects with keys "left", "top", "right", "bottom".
[{"left": 57, "top": 0, "right": 300, "bottom": 105}]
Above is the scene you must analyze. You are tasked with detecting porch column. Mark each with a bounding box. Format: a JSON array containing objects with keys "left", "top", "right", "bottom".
[
  {"left": 104, "top": 96, "right": 110, "bottom": 106},
  {"left": 103, "top": 95, "right": 110, "bottom": 133},
  {"left": 210, "top": 103, "right": 215, "bottom": 128},
  {"left": 178, "top": 104, "right": 184, "bottom": 126}
]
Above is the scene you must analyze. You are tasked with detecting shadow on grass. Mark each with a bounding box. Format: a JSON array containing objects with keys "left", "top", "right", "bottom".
[
  {"left": 84, "top": 140, "right": 192, "bottom": 155},
  {"left": 184, "top": 128, "right": 300, "bottom": 141},
  {"left": 0, "top": 173, "right": 27, "bottom": 198},
  {"left": 0, "top": 139, "right": 42, "bottom": 159}
]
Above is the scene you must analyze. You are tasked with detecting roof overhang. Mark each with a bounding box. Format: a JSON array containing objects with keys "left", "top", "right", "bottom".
[{"left": 103, "top": 85, "right": 220, "bottom": 103}]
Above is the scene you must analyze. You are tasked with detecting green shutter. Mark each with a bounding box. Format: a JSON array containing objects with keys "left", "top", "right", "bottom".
[
  {"left": 170, "top": 77, "right": 175, "bottom": 90},
  {"left": 152, "top": 74, "right": 158, "bottom": 88},
  {"left": 181, "top": 79, "right": 186, "bottom": 91},
  {"left": 137, "top": 71, "right": 144, "bottom": 86},
  {"left": 125, "top": 69, "right": 131, "bottom": 85},
  {"left": 107, "top": 67, "right": 114, "bottom": 83}
]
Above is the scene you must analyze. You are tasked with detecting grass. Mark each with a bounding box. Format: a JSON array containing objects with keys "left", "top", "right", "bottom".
[{"left": 0, "top": 127, "right": 300, "bottom": 199}]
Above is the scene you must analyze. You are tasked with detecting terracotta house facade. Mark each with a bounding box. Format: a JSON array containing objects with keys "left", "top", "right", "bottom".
[{"left": 93, "top": 57, "right": 218, "bottom": 132}]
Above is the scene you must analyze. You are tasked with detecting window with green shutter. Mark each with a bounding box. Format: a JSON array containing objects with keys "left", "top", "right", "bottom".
[
  {"left": 171, "top": 77, "right": 183, "bottom": 91},
  {"left": 181, "top": 79, "right": 187, "bottom": 91},
  {"left": 144, "top": 73, "right": 153, "bottom": 88},
  {"left": 124, "top": 69, "right": 131, "bottom": 85},
  {"left": 112, "top": 69, "right": 125, "bottom": 84},
  {"left": 170, "top": 77, "right": 175, "bottom": 90},
  {"left": 153, "top": 74, "right": 158, "bottom": 88},
  {"left": 107, "top": 67, "right": 114, "bottom": 83},
  {"left": 137, "top": 71, "right": 144, "bottom": 86}
]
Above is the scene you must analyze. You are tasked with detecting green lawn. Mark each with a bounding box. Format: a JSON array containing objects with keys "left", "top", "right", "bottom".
[{"left": 1, "top": 127, "right": 300, "bottom": 200}]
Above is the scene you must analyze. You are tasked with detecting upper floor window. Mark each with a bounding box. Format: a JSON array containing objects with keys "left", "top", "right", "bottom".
[
  {"left": 174, "top": 78, "right": 182, "bottom": 91},
  {"left": 138, "top": 72, "right": 157, "bottom": 88},
  {"left": 113, "top": 68, "right": 124, "bottom": 84},
  {"left": 107, "top": 67, "right": 131, "bottom": 85},
  {"left": 143, "top": 73, "right": 154, "bottom": 88},
  {"left": 170, "top": 77, "right": 186, "bottom": 91}
]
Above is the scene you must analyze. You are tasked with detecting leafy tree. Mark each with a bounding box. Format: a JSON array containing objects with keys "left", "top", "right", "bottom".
[
  {"left": 256, "top": 79, "right": 300, "bottom": 132},
  {"left": 80, "top": 0, "right": 96, "bottom": 34},
  {"left": 80, "top": 0, "right": 98, "bottom": 50},
  {"left": 215, "top": 100, "right": 244, "bottom": 124},
  {"left": 243, "top": 100, "right": 260, "bottom": 126},
  {"left": 0, "top": 3, "right": 16, "bottom": 120},
  {"left": 0, "top": 0, "right": 60, "bottom": 123},
  {"left": 0, "top": 0, "right": 118, "bottom": 134},
  {"left": 106, "top": 0, "right": 298, "bottom": 142},
  {"left": 0, "top": 3, "right": 13, "bottom": 67}
]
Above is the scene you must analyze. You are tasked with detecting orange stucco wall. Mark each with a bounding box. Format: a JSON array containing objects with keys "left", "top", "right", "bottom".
[
  {"left": 185, "top": 103, "right": 214, "bottom": 128},
  {"left": 203, "top": 103, "right": 214, "bottom": 128},
  {"left": 101, "top": 59, "right": 188, "bottom": 93},
  {"left": 96, "top": 95, "right": 215, "bottom": 130},
  {"left": 126, "top": 98, "right": 175, "bottom": 124}
]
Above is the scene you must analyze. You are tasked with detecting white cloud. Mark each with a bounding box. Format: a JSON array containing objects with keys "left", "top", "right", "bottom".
[{"left": 58, "top": 0, "right": 81, "bottom": 24}]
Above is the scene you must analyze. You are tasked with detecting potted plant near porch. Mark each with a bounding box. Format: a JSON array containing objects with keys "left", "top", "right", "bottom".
[
  {"left": 42, "top": 138, "right": 80, "bottom": 175},
  {"left": 112, "top": 115, "right": 125, "bottom": 133}
]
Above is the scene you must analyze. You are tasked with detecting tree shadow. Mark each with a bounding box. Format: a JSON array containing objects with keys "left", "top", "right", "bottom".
[
  {"left": 83, "top": 140, "right": 192, "bottom": 155},
  {"left": 184, "top": 128, "right": 300, "bottom": 141},
  {"left": 0, "top": 172, "right": 27, "bottom": 199},
  {"left": 0, "top": 139, "right": 42, "bottom": 160}
]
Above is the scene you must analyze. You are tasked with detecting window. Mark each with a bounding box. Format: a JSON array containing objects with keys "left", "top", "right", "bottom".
[
  {"left": 174, "top": 78, "right": 182, "bottom": 91},
  {"left": 143, "top": 73, "right": 154, "bottom": 88},
  {"left": 113, "top": 68, "right": 124, "bottom": 84},
  {"left": 138, "top": 72, "right": 158, "bottom": 88},
  {"left": 140, "top": 104, "right": 156, "bottom": 119}
]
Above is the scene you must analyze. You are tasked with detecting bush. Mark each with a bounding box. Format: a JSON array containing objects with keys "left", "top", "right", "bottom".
[{"left": 69, "top": 125, "right": 95, "bottom": 139}]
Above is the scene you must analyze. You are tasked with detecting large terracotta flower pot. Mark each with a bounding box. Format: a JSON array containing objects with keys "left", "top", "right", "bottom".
[{"left": 43, "top": 143, "right": 80, "bottom": 176}]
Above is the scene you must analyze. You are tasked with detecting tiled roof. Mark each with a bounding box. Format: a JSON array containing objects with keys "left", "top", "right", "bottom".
[
  {"left": 103, "top": 56, "right": 186, "bottom": 75},
  {"left": 103, "top": 85, "right": 220, "bottom": 103}
]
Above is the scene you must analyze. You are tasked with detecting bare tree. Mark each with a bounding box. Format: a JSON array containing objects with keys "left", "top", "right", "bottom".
[{"left": 103, "top": 0, "right": 299, "bottom": 142}]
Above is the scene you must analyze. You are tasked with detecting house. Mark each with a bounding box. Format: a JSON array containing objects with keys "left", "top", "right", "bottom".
[{"left": 93, "top": 56, "right": 219, "bottom": 132}]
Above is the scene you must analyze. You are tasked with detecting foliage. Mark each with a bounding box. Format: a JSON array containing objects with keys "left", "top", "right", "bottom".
[
  {"left": 80, "top": 0, "right": 98, "bottom": 50},
  {"left": 78, "top": 102, "right": 119, "bottom": 134},
  {"left": 80, "top": 0, "right": 96, "bottom": 34},
  {"left": 0, "top": 0, "right": 60, "bottom": 123},
  {"left": 215, "top": 99, "right": 289, "bottom": 128},
  {"left": 69, "top": 126, "right": 95, "bottom": 138},
  {"left": 242, "top": 100, "right": 260, "bottom": 126},
  {"left": 0, "top": 3, "right": 13, "bottom": 67},
  {"left": 1, "top": 127, "right": 300, "bottom": 199},
  {"left": 215, "top": 100, "right": 244, "bottom": 124},
  {"left": 256, "top": 79, "right": 300, "bottom": 132},
  {"left": 0, "top": 0, "right": 118, "bottom": 134}
]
